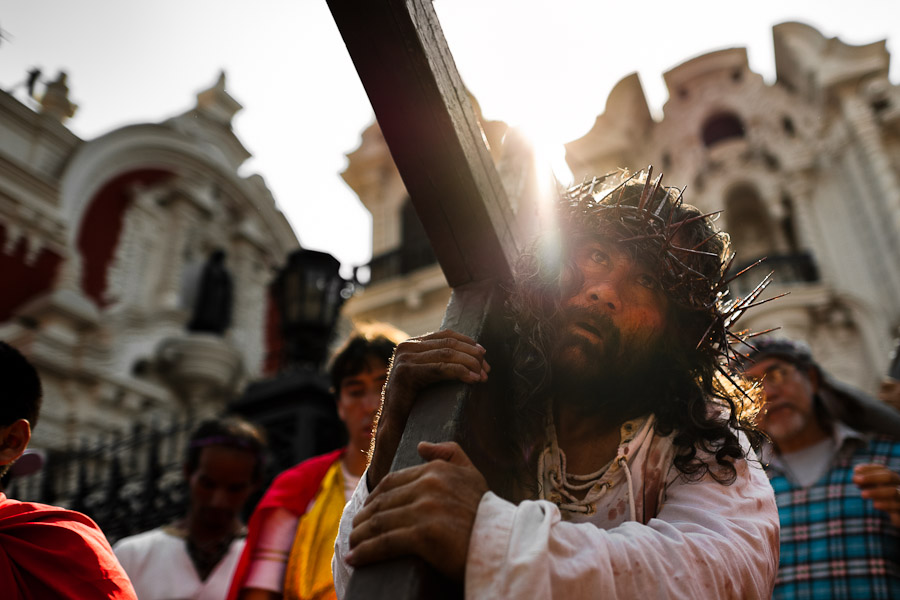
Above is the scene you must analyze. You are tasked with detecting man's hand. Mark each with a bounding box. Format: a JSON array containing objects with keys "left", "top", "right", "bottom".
[
  {"left": 347, "top": 441, "right": 488, "bottom": 582},
  {"left": 853, "top": 463, "right": 900, "bottom": 527},
  {"left": 368, "top": 330, "right": 490, "bottom": 488}
]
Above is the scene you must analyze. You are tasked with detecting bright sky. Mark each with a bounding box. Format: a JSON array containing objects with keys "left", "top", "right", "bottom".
[{"left": 1, "top": 1, "right": 898, "bottom": 274}]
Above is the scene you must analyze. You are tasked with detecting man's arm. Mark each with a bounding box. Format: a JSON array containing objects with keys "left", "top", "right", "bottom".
[
  {"left": 337, "top": 435, "right": 779, "bottom": 599},
  {"left": 333, "top": 441, "right": 487, "bottom": 596},
  {"left": 236, "top": 507, "right": 299, "bottom": 600},
  {"left": 463, "top": 447, "right": 779, "bottom": 599},
  {"left": 366, "top": 330, "right": 489, "bottom": 489},
  {"left": 333, "top": 329, "right": 490, "bottom": 597}
]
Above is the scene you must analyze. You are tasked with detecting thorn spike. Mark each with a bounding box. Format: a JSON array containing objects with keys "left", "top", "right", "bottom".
[{"left": 636, "top": 166, "right": 655, "bottom": 211}]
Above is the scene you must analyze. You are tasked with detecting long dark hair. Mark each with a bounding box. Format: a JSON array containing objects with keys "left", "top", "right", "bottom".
[{"left": 497, "top": 173, "right": 761, "bottom": 496}]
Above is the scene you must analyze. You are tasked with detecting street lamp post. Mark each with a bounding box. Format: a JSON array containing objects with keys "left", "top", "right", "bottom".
[
  {"left": 230, "top": 249, "right": 354, "bottom": 479},
  {"left": 273, "top": 249, "right": 352, "bottom": 370}
]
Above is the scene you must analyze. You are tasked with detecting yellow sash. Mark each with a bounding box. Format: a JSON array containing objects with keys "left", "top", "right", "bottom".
[{"left": 283, "top": 459, "right": 345, "bottom": 600}]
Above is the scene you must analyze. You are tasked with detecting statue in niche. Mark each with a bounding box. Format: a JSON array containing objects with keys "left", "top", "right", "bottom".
[{"left": 187, "top": 249, "right": 233, "bottom": 335}]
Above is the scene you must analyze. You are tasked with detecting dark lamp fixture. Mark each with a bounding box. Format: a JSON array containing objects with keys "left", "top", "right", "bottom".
[{"left": 273, "top": 249, "right": 353, "bottom": 368}]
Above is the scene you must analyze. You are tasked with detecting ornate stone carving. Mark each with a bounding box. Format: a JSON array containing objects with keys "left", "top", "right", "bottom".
[{"left": 153, "top": 334, "right": 244, "bottom": 410}]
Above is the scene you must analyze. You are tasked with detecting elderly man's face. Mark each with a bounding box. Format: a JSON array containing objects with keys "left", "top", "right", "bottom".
[
  {"left": 744, "top": 356, "right": 820, "bottom": 448},
  {"left": 557, "top": 239, "right": 668, "bottom": 374}
]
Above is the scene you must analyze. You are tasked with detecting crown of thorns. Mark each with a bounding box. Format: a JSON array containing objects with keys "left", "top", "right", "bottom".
[{"left": 560, "top": 167, "right": 780, "bottom": 376}]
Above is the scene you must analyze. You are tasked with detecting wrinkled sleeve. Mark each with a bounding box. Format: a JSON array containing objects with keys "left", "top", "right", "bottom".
[
  {"left": 332, "top": 470, "right": 370, "bottom": 600},
  {"left": 465, "top": 455, "right": 779, "bottom": 599},
  {"left": 244, "top": 507, "right": 300, "bottom": 591}
]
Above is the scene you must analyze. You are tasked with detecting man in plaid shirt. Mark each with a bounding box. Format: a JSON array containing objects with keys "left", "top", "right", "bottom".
[{"left": 743, "top": 338, "right": 900, "bottom": 599}]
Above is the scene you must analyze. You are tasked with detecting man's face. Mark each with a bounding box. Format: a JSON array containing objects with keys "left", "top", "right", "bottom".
[
  {"left": 743, "top": 356, "right": 819, "bottom": 446},
  {"left": 186, "top": 445, "right": 257, "bottom": 531},
  {"left": 556, "top": 239, "right": 669, "bottom": 378},
  {"left": 337, "top": 356, "right": 389, "bottom": 454}
]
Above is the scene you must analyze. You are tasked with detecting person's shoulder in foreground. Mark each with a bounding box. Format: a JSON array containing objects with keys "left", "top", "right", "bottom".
[
  {"left": 333, "top": 168, "right": 780, "bottom": 599},
  {"left": 1, "top": 493, "right": 137, "bottom": 599},
  {"left": 0, "top": 341, "right": 136, "bottom": 599}
]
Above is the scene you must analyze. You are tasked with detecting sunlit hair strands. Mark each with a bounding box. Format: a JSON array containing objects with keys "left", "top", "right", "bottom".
[{"left": 503, "top": 167, "right": 771, "bottom": 494}]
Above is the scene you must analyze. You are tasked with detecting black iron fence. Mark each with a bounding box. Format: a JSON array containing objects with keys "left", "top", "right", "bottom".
[
  {"left": 366, "top": 243, "right": 438, "bottom": 285},
  {"left": 8, "top": 420, "right": 192, "bottom": 545},
  {"left": 6, "top": 372, "right": 346, "bottom": 546}
]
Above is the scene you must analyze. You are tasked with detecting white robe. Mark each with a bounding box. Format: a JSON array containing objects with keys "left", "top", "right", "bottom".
[
  {"left": 333, "top": 417, "right": 780, "bottom": 599},
  {"left": 114, "top": 527, "right": 245, "bottom": 600}
]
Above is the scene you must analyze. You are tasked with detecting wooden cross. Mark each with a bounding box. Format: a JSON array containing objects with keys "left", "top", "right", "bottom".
[{"left": 326, "top": 0, "right": 537, "bottom": 597}]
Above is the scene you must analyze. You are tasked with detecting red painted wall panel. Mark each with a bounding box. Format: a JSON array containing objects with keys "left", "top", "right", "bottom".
[
  {"left": 0, "top": 225, "right": 63, "bottom": 322},
  {"left": 76, "top": 169, "right": 171, "bottom": 307}
]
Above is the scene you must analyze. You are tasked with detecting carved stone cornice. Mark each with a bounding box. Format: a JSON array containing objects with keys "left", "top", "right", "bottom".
[{"left": 153, "top": 333, "right": 244, "bottom": 406}]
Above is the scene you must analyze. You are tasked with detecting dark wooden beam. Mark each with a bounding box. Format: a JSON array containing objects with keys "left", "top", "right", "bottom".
[
  {"left": 343, "top": 280, "right": 505, "bottom": 600},
  {"left": 326, "top": 0, "right": 522, "bottom": 287},
  {"left": 326, "top": 1, "right": 532, "bottom": 598}
]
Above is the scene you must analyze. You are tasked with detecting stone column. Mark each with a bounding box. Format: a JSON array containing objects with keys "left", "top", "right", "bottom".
[
  {"left": 105, "top": 184, "right": 163, "bottom": 307},
  {"left": 783, "top": 171, "right": 820, "bottom": 258},
  {"left": 229, "top": 220, "right": 271, "bottom": 378},
  {"left": 155, "top": 186, "right": 205, "bottom": 313},
  {"left": 840, "top": 95, "right": 900, "bottom": 303}
]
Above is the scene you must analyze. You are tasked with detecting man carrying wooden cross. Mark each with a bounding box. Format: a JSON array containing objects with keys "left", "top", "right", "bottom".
[{"left": 332, "top": 169, "right": 780, "bottom": 598}]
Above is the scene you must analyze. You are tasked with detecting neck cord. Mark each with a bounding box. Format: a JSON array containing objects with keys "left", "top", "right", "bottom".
[{"left": 538, "top": 408, "right": 645, "bottom": 521}]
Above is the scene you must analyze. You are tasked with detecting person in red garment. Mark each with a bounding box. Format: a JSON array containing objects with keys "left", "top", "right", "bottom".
[
  {"left": 228, "top": 324, "right": 405, "bottom": 600},
  {"left": 0, "top": 341, "right": 136, "bottom": 599}
]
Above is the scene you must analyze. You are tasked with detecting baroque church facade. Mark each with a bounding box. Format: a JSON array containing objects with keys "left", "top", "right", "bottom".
[
  {"left": 343, "top": 22, "right": 900, "bottom": 393},
  {"left": 0, "top": 73, "right": 297, "bottom": 452}
]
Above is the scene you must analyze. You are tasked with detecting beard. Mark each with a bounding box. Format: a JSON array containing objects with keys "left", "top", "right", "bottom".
[
  {"left": 549, "top": 308, "right": 669, "bottom": 423},
  {"left": 758, "top": 406, "right": 813, "bottom": 447}
]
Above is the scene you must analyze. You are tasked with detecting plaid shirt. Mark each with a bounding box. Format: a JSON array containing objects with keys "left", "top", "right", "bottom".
[{"left": 765, "top": 429, "right": 900, "bottom": 599}]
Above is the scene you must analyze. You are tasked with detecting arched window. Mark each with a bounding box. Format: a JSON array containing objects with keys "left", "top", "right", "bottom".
[
  {"left": 701, "top": 112, "right": 745, "bottom": 147},
  {"left": 782, "top": 116, "right": 796, "bottom": 137},
  {"left": 725, "top": 183, "right": 774, "bottom": 261}
]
